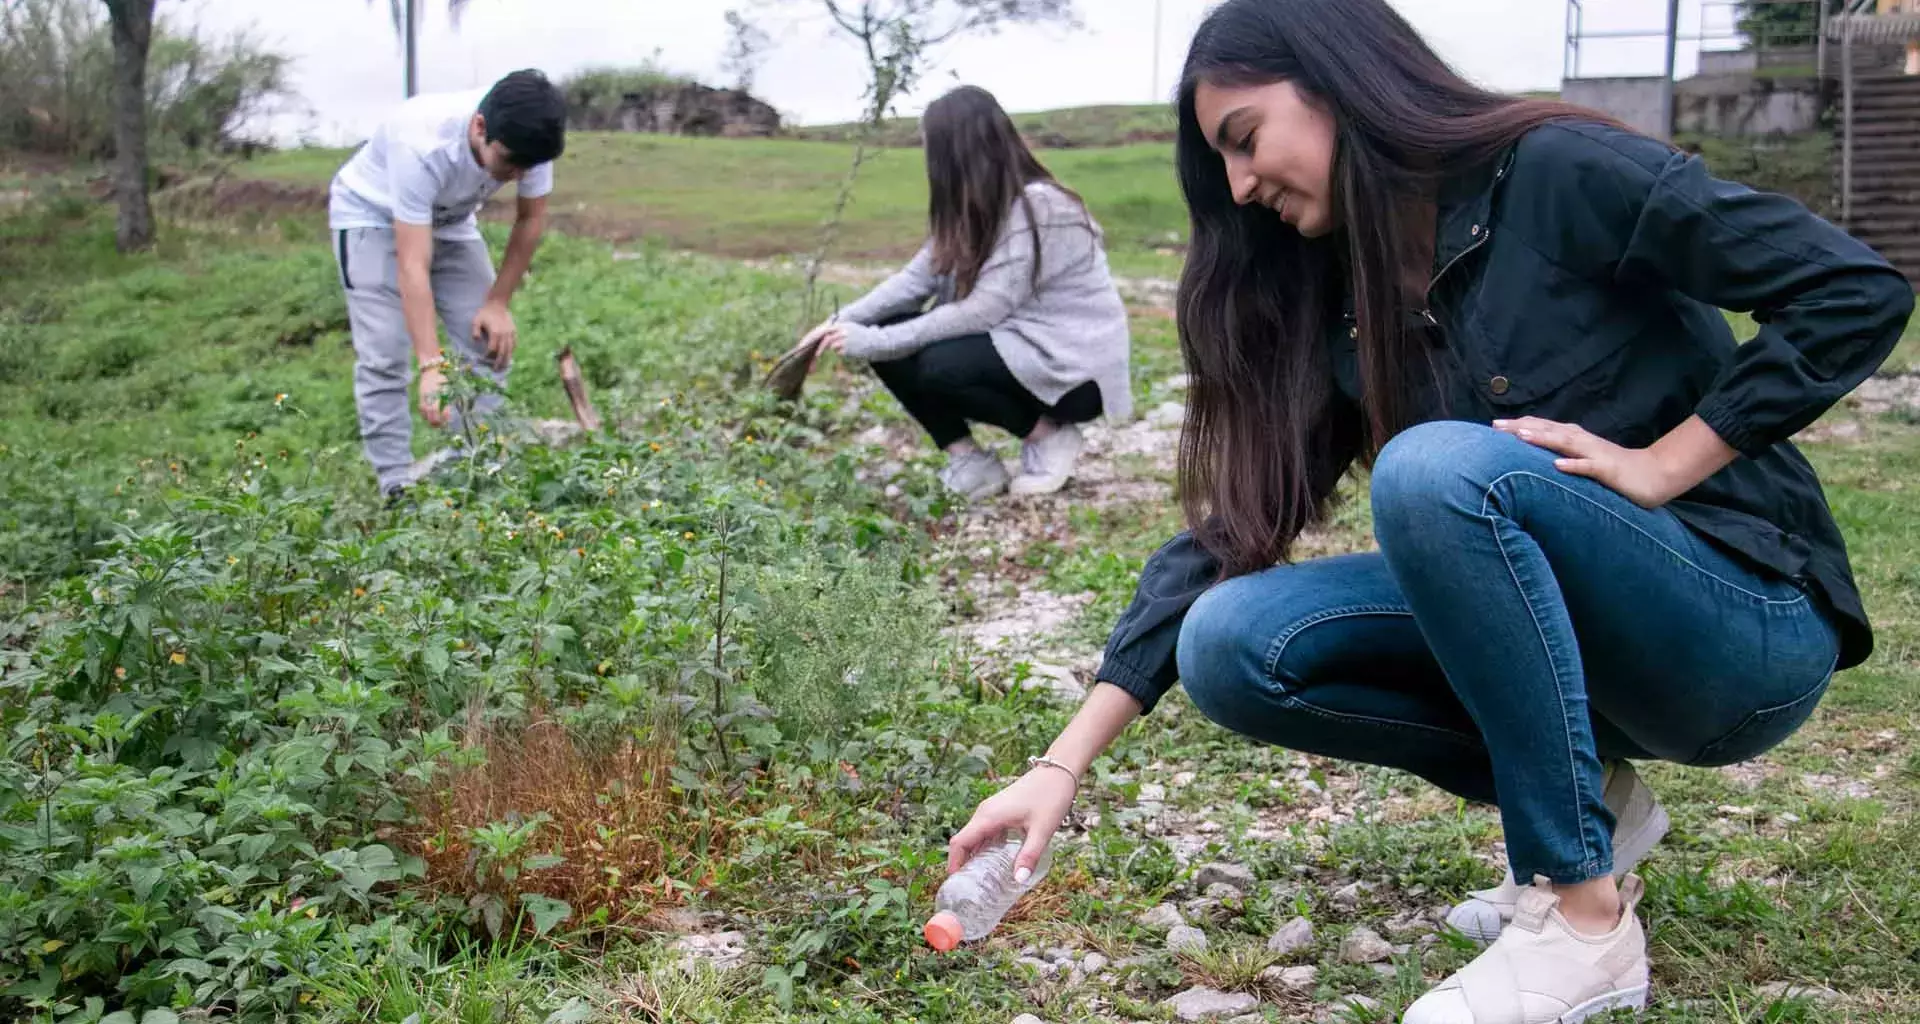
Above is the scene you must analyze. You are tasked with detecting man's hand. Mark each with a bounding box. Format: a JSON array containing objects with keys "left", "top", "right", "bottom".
[
  {"left": 472, "top": 301, "right": 517, "bottom": 371},
  {"left": 418, "top": 363, "right": 450, "bottom": 427}
]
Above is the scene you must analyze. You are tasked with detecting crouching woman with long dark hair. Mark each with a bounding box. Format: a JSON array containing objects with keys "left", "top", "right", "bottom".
[
  {"left": 945, "top": 1, "right": 1912, "bottom": 1019},
  {"left": 805, "top": 86, "right": 1134, "bottom": 501}
]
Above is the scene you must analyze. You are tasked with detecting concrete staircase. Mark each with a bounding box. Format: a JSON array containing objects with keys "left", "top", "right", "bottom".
[{"left": 1843, "top": 71, "right": 1920, "bottom": 285}]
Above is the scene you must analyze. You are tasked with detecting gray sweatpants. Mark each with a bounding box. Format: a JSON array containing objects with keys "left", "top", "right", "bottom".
[{"left": 333, "top": 227, "right": 506, "bottom": 494}]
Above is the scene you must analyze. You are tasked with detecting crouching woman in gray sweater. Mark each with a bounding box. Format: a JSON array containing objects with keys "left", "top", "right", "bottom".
[{"left": 809, "top": 86, "right": 1135, "bottom": 500}]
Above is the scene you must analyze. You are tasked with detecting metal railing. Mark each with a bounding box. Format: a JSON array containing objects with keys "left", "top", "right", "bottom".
[{"left": 1564, "top": 0, "right": 1830, "bottom": 80}]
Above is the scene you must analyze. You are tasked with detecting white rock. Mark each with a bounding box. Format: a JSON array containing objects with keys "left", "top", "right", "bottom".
[
  {"left": 1020, "top": 662, "right": 1087, "bottom": 701},
  {"left": 1165, "top": 374, "right": 1192, "bottom": 391},
  {"left": 1139, "top": 903, "right": 1187, "bottom": 932},
  {"left": 1147, "top": 401, "right": 1187, "bottom": 428},
  {"left": 1260, "top": 964, "right": 1319, "bottom": 992},
  {"left": 1172, "top": 770, "right": 1198, "bottom": 787},
  {"left": 1081, "top": 952, "right": 1110, "bottom": 974},
  {"left": 1337, "top": 927, "right": 1393, "bottom": 964},
  {"left": 1267, "top": 916, "right": 1315, "bottom": 955},
  {"left": 1139, "top": 783, "right": 1168, "bottom": 802},
  {"left": 1168, "top": 925, "right": 1210, "bottom": 953},
  {"left": 1331, "top": 880, "right": 1374, "bottom": 907},
  {"left": 1758, "top": 982, "right": 1842, "bottom": 1005},
  {"left": 1163, "top": 987, "right": 1260, "bottom": 1021},
  {"left": 1011, "top": 1016, "right": 1049, "bottom": 1024},
  {"left": 670, "top": 930, "right": 749, "bottom": 972},
  {"left": 1196, "top": 862, "right": 1257, "bottom": 891},
  {"left": 1227, "top": 1016, "right": 1266, "bottom": 1024},
  {"left": 1323, "top": 994, "right": 1381, "bottom": 1021},
  {"left": 1014, "top": 956, "right": 1059, "bottom": 977},
  {"left": 1204, "top": 883, "right": 1246, "bottom": 901}
]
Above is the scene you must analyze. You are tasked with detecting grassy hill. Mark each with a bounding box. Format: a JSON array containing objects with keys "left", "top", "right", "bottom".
[
  {"left": 795, "top": 103, "right": 1178, "bottom": 149},
  {"left": 235, "top": 132, "right": 1190, "bottom": 277}
]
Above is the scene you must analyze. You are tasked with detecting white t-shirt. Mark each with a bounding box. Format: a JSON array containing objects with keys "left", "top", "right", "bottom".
[{"left": 328, "top": 88, "right": 554, "bottom": 241}]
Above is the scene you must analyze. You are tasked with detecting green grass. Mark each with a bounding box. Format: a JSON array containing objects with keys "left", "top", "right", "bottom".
[
  {"left": 237, "top": 132, "right": 1189, "bottom": 277},
  {"left": 796, "top": 103, "right": 1177, "bottom": 149},
  {"left": 3, "top": 165, "right": 1919, "bottom": 1022}
]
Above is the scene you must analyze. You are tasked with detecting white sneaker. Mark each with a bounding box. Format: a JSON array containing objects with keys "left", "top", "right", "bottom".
[
  {"left": 1008, "top": 423, "right": 1085, "bottom": 496},
  {"left": 1445, "top": 761, "right": 1670, "bottom": 943},
  {"left": 1405, "top": 875, "right": 1650, "bottom": 1023},
  {"left": 939, "top": 448, "right": 1010, "bottom": 501}
]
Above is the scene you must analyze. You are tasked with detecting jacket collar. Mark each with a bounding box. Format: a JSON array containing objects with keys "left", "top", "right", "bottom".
[{"left": 1432, "top": 145, "right": 1518, "bottom": 278}]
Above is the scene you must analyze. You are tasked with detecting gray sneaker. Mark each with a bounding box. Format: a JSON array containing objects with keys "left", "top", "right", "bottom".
[
  {"left": 1444, "top": 760, "right": 1671, "bottom": 943},
  {"left": 1008, "top": 423, "right": 1085, "bottom": 496},
  {"left": 939, "top": 449, "right": 1010, "bottom": 501}
]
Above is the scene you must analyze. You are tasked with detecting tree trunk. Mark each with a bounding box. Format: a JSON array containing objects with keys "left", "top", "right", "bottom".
[{"left": 104, "top": 0, "right": 157, "bottom": 253}]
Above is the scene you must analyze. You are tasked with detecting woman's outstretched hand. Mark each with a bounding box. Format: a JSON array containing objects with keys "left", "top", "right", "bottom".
[{"left": 947, "top": 768, "right": 1077, "bottom": 883}]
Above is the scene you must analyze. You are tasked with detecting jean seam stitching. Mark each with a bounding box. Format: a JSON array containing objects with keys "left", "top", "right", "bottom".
[
  {"left": 1480, "top": 478, "right": 1601, "bottom": 874},
  {"left": 1276, "top": 692, "right": 1486, "bottom": 746},
  {"left": 1487, "top": 469, "right": 1809, "bottom": 607},
  {"left": 1261, "top": 603, "right": 1410, "bottom": 680},
  {"left": 1690, "top": 650, "right": 1840, "bottom": 764}
]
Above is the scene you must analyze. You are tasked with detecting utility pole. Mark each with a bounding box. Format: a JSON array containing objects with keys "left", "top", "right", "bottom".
[
  {"left": 1659, "top": 0, "right": 1680, "bottom": 139},
  {"left": 1151, "top": 0, "right": 1164, "bottom": 102},
  {"left": 405, "top": 0, "right": 420, "bottom": 98}
]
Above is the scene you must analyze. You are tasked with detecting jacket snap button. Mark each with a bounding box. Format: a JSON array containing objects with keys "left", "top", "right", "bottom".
[
  {"left": 1489, "top": 375, "right": 1511, "bottom": 395},
  {"left": 1349, "top": 326, "right": 1359, "bottom": 339},
  {"left": 1470, "top": 224, "right": 1483, "bottom": 237}
]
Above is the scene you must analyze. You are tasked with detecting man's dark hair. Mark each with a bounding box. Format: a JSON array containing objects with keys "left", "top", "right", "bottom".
[{"left": 479, "top": 69, "right": 567, "bottom": 167}]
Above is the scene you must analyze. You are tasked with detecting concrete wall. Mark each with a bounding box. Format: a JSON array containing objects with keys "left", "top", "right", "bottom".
[
  {"left": 1675, "top": 76, "right": 1822, "bottom": 136},
  {"left": 1563, "top": 77, "right": 1670, "bottom": 137},
  {"left": 1562, "top": 74, "right": 1824, "bottom": 137}
]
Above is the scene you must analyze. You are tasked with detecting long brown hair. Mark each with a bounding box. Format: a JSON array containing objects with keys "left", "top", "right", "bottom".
[
  {"left": 1175, "top": 0, "right": 1636, "bottom": 578},
  {"left": 922, "top": 85, "right": 1087, "bottom": 298}
]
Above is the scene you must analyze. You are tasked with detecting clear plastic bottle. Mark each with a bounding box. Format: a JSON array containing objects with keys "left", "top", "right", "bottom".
[{"left": 923, "top": 832, "right": 1053, "bottom": 951}]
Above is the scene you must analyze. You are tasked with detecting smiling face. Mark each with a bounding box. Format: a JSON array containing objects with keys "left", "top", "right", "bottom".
[{"left": 1191, "top": 78, "right": 1340, "bottom": 238}]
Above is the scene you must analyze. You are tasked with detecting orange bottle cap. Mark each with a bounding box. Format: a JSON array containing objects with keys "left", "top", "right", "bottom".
[{"left": 923, "top": 911, "right": 963, "bottom": 952}]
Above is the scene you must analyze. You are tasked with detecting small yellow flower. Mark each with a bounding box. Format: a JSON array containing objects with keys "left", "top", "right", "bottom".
[
  {"left": 649, "top": 443, "right": 663, "bottom": 453},
  {"left": 169, "top": 651, "right": 187, "bottom": 666},
  {"left": 227, "top": 556, "right": 239, "bottom": 566},
  {"left": 274, "top": 393, "right": 288, "bottom": 406},
  {"left": 683, "top": 531, "right": 695, "bottom": 541},
  {"left": 114, "top": 666, "right": 127, "bottom": 680},
  {"left": 375, "top": 603, "right": 385, "bottom": 614},
  {"left": 353, "top": 587, "right": 367, "bottom": 598},
  {"left": 649, "top": 500, "right": 661, "bottom": 510}
]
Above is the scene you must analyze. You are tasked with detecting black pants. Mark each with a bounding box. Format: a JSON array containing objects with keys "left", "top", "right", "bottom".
[{"left": 870, "top": 332, "right": 1102, "bottom": 449}]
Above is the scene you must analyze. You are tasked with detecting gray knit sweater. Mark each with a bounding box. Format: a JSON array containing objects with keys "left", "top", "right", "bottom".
[{"left": 834, "top": 182, "right": 1134, "bottom": 424}]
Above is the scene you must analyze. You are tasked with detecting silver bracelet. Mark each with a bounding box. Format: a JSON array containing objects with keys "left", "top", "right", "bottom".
[{"left": 1026, "top": 755, "right": 1081, "bottom": 792}]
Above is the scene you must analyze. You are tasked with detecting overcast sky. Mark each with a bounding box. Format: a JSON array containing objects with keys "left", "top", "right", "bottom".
[{"left": 170, "top": 0, "right": 1718, "bottom": 146}]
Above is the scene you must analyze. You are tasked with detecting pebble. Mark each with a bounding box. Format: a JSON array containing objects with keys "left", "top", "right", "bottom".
[
  {"left": 1014, "top": 956, "right": 1059, "bottom": 977},
  {"left": 1139, "top": 783, "right": 1168, "bottom": 802},
  {"left": 1204, "top": 883, "right": 1246, "bottom": 901},
  {"left": 1168, "top": 924, "right": 1210, "bottom": 953},
  {"left": 1261, "top": 964, "right": 1319, "bottom": 992},
  {"left": 1139, "top": 903, "right": 1187, "bottom": 932},
  {"left": 1758, "top": 982, "right": 1843, "bottom": 1005},
  {"left": 1163, "top": 987, "right": 1260, "bottom": 1021},
  {"left": 1011, "top": 1016, "right": 1049, "bottom": 1024},
  {"left": 1320, "top": 994, "right": 1381, "bottom": 1021},
  {"left": 669, "top": 930, "right": 749, "bottom": 972},
  {"left": 1267, "top": 916, "right": 1315, "bottom": 955},
  {"left": 1081, "top": 952, "right": 1110, "bottom": 974},
  {"left": 1195, "top": 862, "right": 1257, "bottom": 892},
  {"left": 1337, "top": 926, "right": 1393, "bottom": 964}
]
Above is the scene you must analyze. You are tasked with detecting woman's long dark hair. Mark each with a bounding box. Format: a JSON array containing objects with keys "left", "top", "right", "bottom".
[
  {"left": 1176, "top": 0, "right": 1631, "bottom": 578},
  {"left": 922, "top": 85, "right": 1087, "bottom": 298}
]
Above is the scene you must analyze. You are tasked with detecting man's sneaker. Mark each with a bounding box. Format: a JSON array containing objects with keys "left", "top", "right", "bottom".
[
  {"left": 1445, "top": 760, "right": 1670, "bottom": 943},
  {"left": 1405, "top": 875, "right": 1650, "bottom": 1023},
  {"left": 939, "top": 448, "right": 1010, "bottom": 501},
  {"left": 1008, "top": 422, "right": 1085, "bottom": 496}
]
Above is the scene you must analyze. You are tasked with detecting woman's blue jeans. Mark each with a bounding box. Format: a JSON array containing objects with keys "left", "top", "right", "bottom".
[{"left": 1177, "top": 422, "right": 1839, "bottom": 884}]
